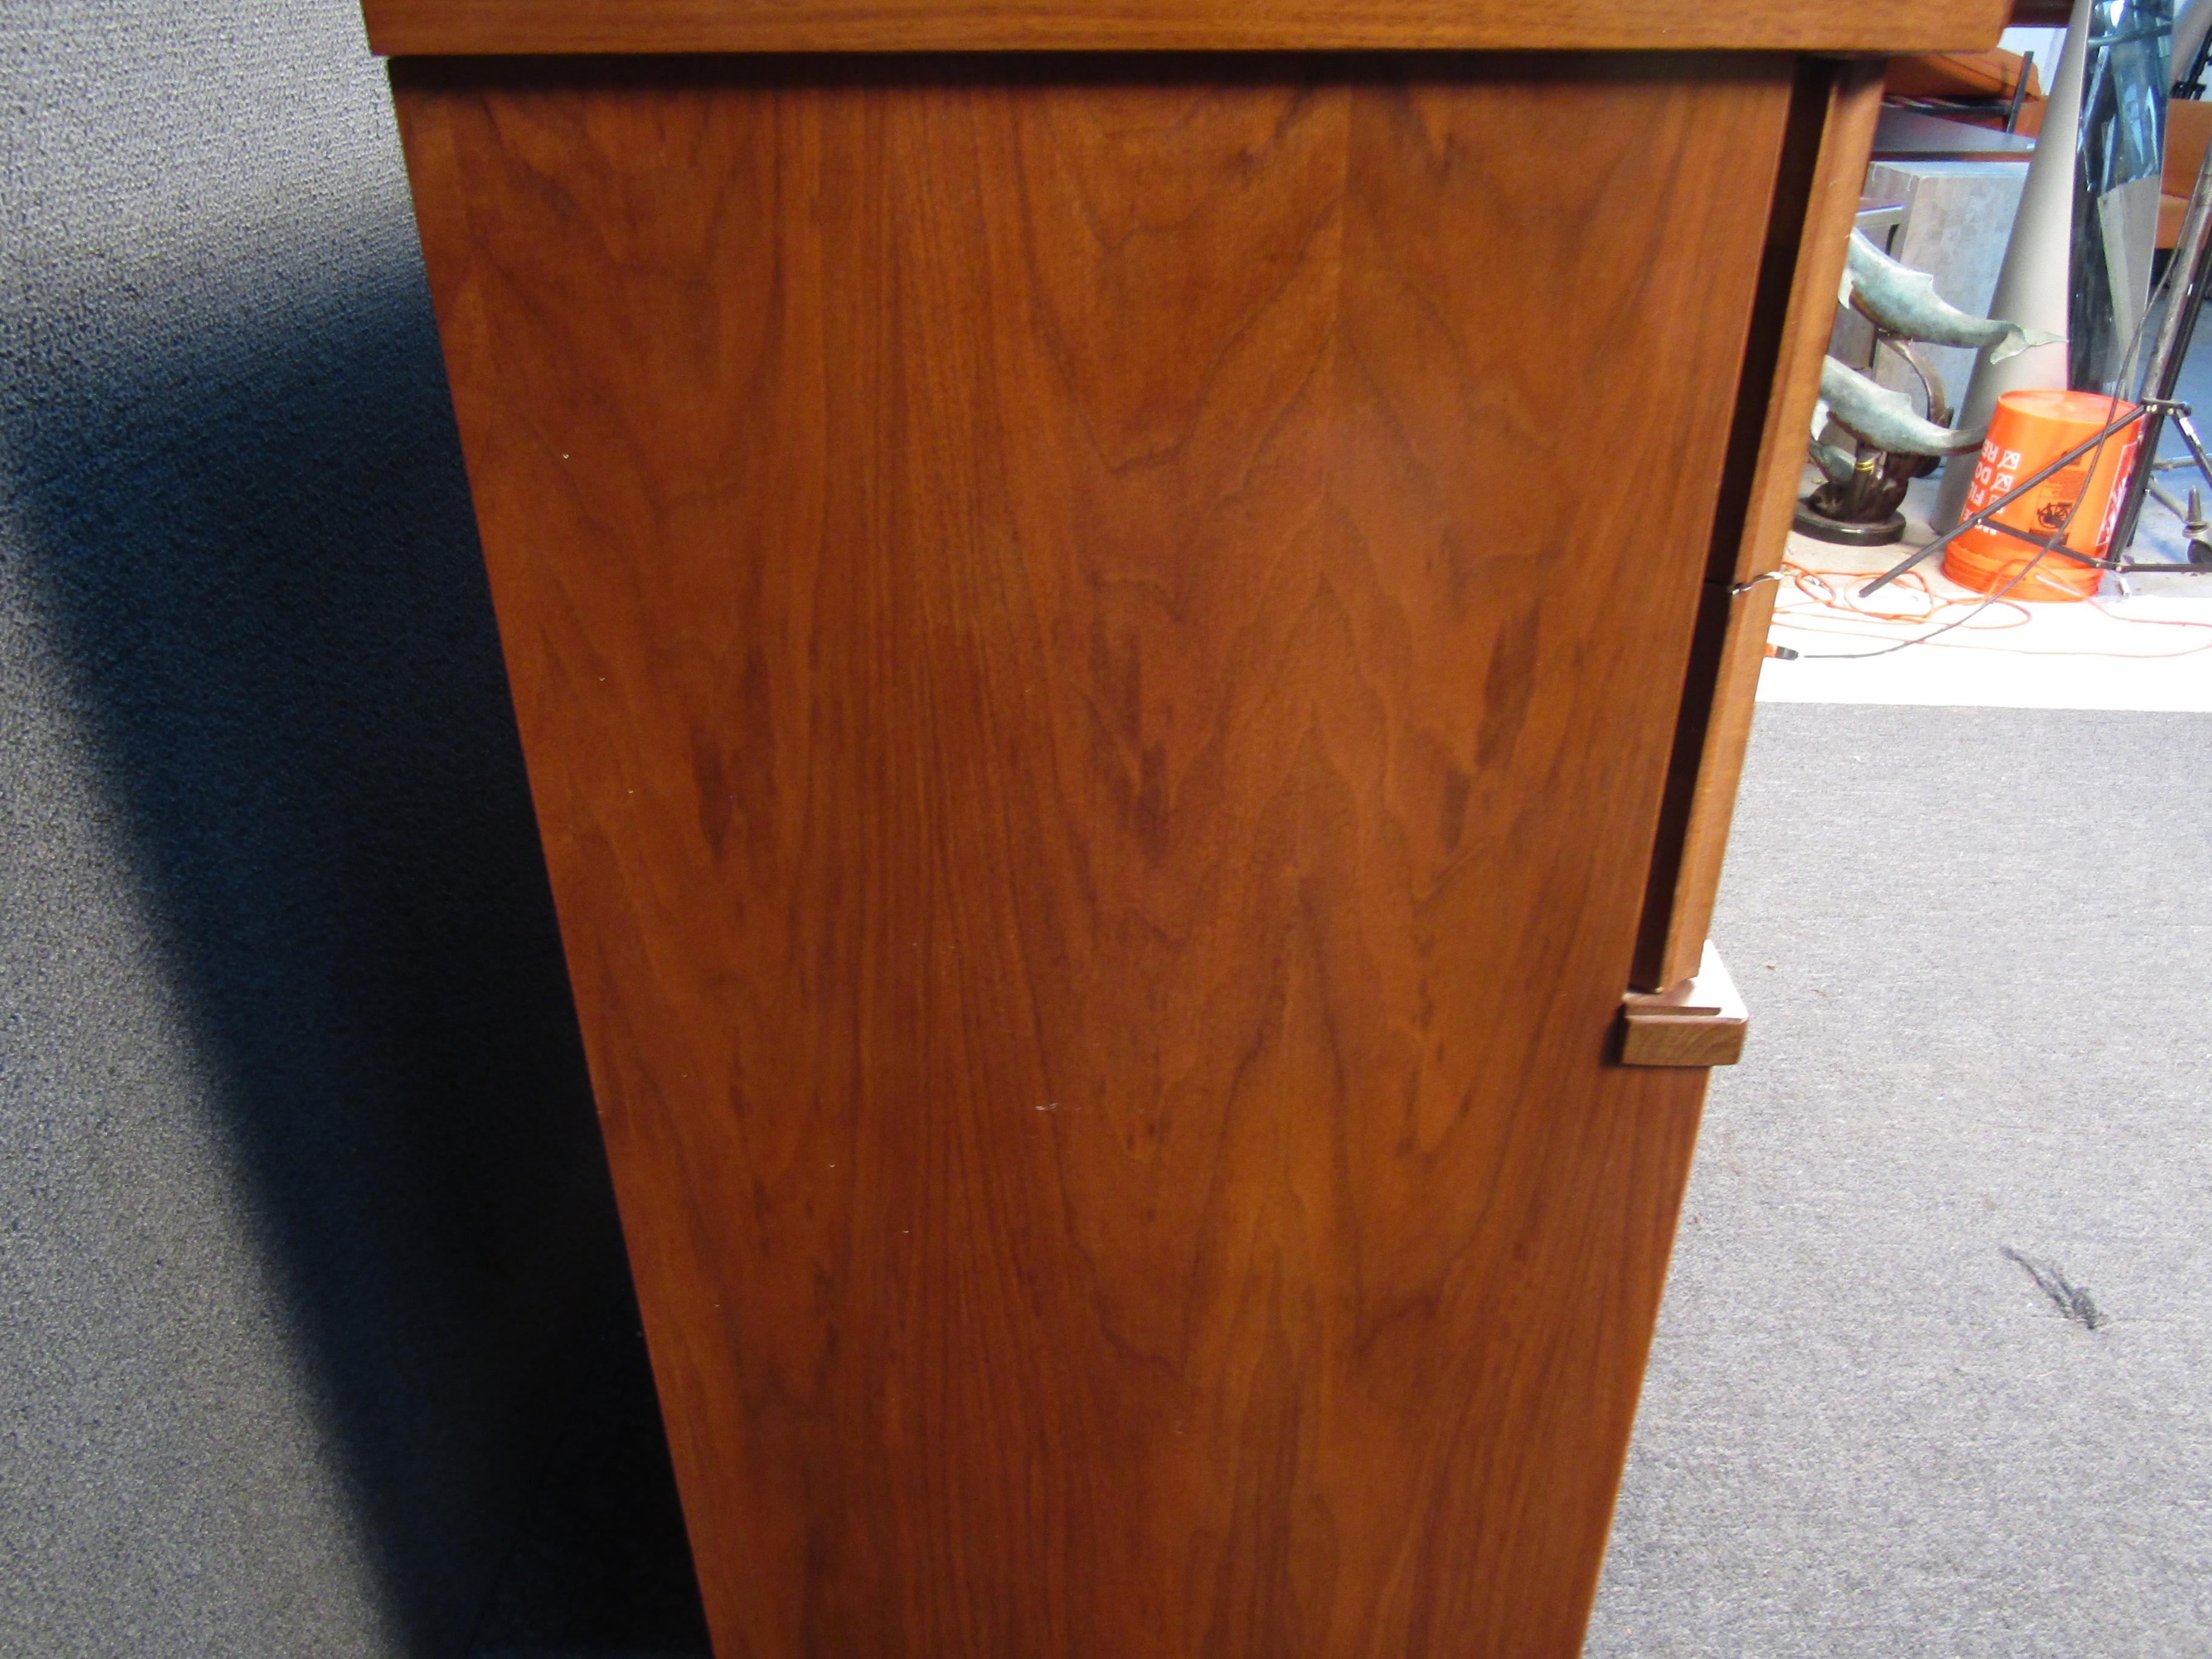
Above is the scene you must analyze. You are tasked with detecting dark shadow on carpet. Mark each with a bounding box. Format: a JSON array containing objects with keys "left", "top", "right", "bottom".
[
  {"left": 4, "top": 242, "right": 655, "bottom": 1654},
  {"left": 468, "top": 1322, "right": 711, "bottom": 1659}
]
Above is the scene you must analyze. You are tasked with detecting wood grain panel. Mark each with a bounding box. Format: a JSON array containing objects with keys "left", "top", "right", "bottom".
[
  {"left": 394, "top": 55, "right": 1789, "bottom": 1659},
  {"left": 364, "top": 0, "right": 2008, "bottom": 56},
  {"left": 1651, "top": 574, "right": 1779, "bottom": 984},
  {"left": 1646, "top": 59, "right": 1885, "bottom": 991},
  {"left": 1728, "top": 59, "right": 1887, "bottom": 589}
]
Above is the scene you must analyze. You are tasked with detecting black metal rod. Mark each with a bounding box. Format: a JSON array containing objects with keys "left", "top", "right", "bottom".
[
  {"left": 2005, "top": 50, "right": 2035, "bottom": 134},
  {"left": 2171, "top": 407, "right": 2212, "bottom": 480},
  {"left": 1857, "top": 406, "right": 2149, "bottom": 597},
  {"left": 1952, "top": 424, "right": 2212, "bottom": 579},
  {"left": 2090, "top": 21, "right": 2173, "bottom": 50},
  {"left": 2109, "top": 138, "right": 2212, "bottom": 557},
  {"left": 2179, "top": 23, "right": 2212, "bottom": 96},
  {"left": 1975, "top": 514, "right": 2111, "bottom": 568}
]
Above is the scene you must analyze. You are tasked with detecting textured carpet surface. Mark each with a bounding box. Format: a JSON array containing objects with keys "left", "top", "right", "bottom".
[
  {"left": 2, "top": 3, "right": 637, "bottom": 1654},
  {"left": 486, "top": 705, "right": 2212, "bottom": 1659},
  {"left": 1588, "top": 703, "right": 2212, "bottom": 1658},
  {"left": 8, "top": 4, "right": 2207, "bottom": 1651}
]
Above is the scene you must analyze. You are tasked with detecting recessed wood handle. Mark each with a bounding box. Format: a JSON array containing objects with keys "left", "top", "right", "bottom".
[{"left": 1621, "top": 940, "right": 1749, "bottom": 1067}]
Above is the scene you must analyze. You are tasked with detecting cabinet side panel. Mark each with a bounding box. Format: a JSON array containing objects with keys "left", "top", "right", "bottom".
[
  {"left": 1640, "top": 58, "right": 1886, "bottom": 991},
  {"left": 393, "top": 56, "right": 1783, "bottom": 1659}
]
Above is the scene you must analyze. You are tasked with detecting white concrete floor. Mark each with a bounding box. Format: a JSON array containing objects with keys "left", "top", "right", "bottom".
[
  {"left": 1759, "top": 478, "right": 2212, "bottom": 712},
  {"left": 1765, "top": 314, "right": 2212, "bottom": 712}
]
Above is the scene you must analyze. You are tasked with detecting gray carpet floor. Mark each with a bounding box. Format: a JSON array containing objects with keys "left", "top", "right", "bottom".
[
  {"left": 479, "top": 701, "right": 2212, "bottom": 1656},
  {"left": 1587, "top": 703, "right": 2212, "bottom": 1658}
]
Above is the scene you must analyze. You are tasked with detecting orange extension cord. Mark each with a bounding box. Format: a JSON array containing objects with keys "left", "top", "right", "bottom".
[{"left": 1771, "top": 556, "right": 2212, "bottom": 660}]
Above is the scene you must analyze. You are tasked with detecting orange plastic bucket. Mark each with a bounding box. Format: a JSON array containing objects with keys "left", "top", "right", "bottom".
[{"left": 1946, "top": 389, "right": 2141, "bottom": 601}]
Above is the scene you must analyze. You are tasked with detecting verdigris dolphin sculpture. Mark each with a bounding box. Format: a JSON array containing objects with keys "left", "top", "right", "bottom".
[
  {"left": 1807, "top": 427, "right": 1862, "bottom": 483},
  {"left": 1842, "top": 230, "right": 2064, "bottom": 363},
  {"left": 1818, "top": 355, "right": 1985, "bottom": 457}
]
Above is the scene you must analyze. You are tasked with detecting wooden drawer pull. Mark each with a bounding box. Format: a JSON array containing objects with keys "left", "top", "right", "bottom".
[{"left": 1621, "top": 940, "right": 1749, "bottom": 1067}]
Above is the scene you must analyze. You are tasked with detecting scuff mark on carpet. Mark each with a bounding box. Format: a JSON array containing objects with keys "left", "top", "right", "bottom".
[{"left": 2002, "top": 1247, "right": 2106, "bottom": 1332}]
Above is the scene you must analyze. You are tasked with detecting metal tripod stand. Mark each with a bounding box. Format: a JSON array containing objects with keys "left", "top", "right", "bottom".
[{"left": 1859, "top": 118, "right": 2212, "bottom": 600}]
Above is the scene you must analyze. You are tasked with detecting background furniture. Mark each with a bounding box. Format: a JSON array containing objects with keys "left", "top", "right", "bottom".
[
  {"left": 1835, "top": 161, "right": 2031, "bottom": 400},
  {"left": 1872, "top": 105, "right": 2038, "bottom": 159},
  {"left": 2162, "top": 98, "right": 2212, "bottom": 250},
  {"left": 367, "top": 3, "right": 2004, "bottom": 1654}
]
